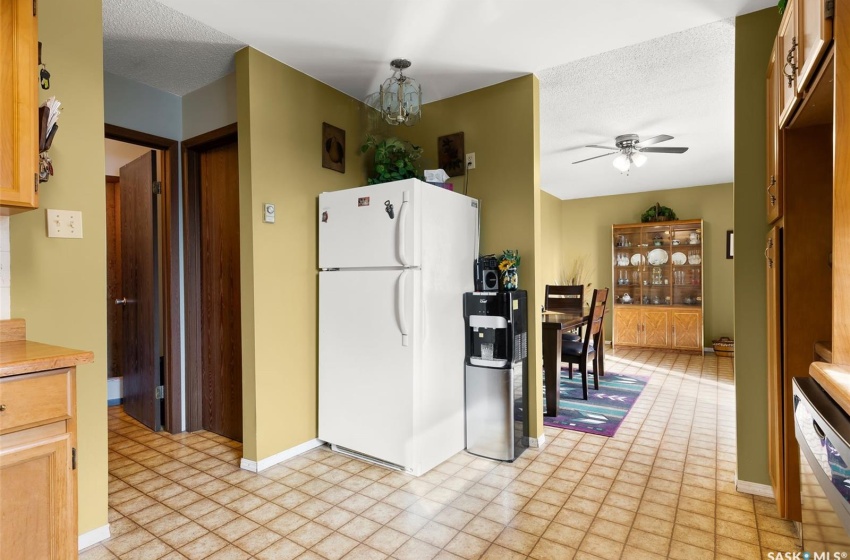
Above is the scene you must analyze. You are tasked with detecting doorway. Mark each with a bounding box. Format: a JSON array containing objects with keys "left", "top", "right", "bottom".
[
  {"left": 183, "top": 124, "right": 243, "bottom": 442},
  {"left": 104, "top": 125, "right": 181, "bottom": 433}
]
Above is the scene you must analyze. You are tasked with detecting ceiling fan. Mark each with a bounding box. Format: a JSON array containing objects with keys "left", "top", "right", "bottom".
[{"left": 572, "top": 134, "right": 689, "bottom": 173}]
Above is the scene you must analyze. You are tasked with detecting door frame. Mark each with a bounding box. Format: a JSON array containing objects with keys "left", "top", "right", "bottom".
[
  {"left": 105, "top": 124, "right": 182, "bottom": 433},
  {"left": 182, "top": 123, "right": 239, "bottom": 432}
]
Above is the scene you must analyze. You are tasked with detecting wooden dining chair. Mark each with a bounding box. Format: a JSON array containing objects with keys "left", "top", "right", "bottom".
[
  {"left": 545, "top": 284, "right": 583, "bottom": 342},
  {"left": 561, "top": 288, "right": 608, "bottom": 400}
]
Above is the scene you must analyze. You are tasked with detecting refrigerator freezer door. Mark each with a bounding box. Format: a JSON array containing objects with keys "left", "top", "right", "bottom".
[
  {"left": 319, "top": 180, "right": 420, "bottom": 269},
  {"left": 319, "top": 269, "right": 420, "bottom": 469}
]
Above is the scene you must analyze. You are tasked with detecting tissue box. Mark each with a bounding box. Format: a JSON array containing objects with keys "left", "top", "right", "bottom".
[{"left": 426, "top": 182, "right": 453, "bottom": 191}]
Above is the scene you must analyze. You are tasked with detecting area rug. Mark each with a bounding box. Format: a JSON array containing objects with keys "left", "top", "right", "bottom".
[{"left": 542, "top": 370, "right": 648, "bottom": 437}]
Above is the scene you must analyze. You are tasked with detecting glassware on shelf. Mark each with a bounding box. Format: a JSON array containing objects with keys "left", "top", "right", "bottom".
[{"left": 651, "top": 266, "right": 662, "bottom": 285}]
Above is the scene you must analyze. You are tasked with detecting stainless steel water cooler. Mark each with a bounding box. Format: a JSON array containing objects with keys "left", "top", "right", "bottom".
[{"left": 463, "top": 290, "right": 528, "bottom": 461}]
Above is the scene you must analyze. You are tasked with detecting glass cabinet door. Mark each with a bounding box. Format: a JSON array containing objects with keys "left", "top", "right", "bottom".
[
  {"left": 670, "top": 222, "right": 702, "bottom": 306},
  {"left": 613, "top": 226, "right": 643, "bottom": 306}
]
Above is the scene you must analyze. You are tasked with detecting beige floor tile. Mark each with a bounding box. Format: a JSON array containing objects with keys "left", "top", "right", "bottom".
[
  {"left": 232, "top": 526, "right": 282, "bottom": 555},
  {"left": 528, "top": 538, "right": 577, "bottom": 560},
  {"left": 287, "top": 520, "right": 334, "bottom": 548},
  {"left": 203, "top": 544, "right": 250, "bottom": 560},
  {"left": 337, "top": 516, "right": 383, "bottom": 541},
  {"left": 340, "top": 544, "right": 388, "bottom": 560},
  {"left": 579, "top": 533, "right": 625, "bottom": 558},
  {"left": 213, "top": 517, "right": 260, "bottom": 542},
  {"left": 588, "top": 517, "right": 631, "bottom": 542},
  {"left": 444, "top": 531, "right": 491, "bottom": 560},
  {"left": 415, "top": 520, "right": 459, "bottom": 548},
  {"left": 363, "top": 526, "right": 409, "bottom": 555},
  {"left": 311, "top": 532, "right": 359, "bottom": 560},
  {"left": 464, "top": 516, "right": 508, "bottom": 541},
  {"left": 716, "top": 535, "right": 762, "bottom": 559},
  {"left": 178, "top": 532, "right": 228, "bottom": 560},
  {"left": 494, "top": 527, "right": 540, "bottom": 555},
  {"left": 671, "top": 523, "right": 715, "bottom": 551},
  {"left": 254, "top": 538, "right": 306, "bottom": 560}
]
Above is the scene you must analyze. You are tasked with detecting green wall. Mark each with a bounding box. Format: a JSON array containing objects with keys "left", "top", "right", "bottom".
[
  {"left": 404, "top": 76, "right": 544, "bottom": 439},
  {"left": 541, "top": 191, "right": 564, "bottom": 287},
  {"left": 10, "top": 0, "right": 108, "bottom": 535},
  {"left": 541, "top": 183, "right": 734, "bottom": 346},
  {"left": 235, "top": 48, "right": 369, "bottom": 462},
  {"left": 734, "top": 8, "right": 780, "bottom": 485}
]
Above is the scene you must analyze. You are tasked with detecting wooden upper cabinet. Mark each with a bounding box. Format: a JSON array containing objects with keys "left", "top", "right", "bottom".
[
  {"left": 766, "top": 42, "right": 783, "bottom": 224},
  {"left": 796, "top": 0, "right": 833, "bottom": 94},
  {"left": 778, "top": 0, "right": 800, "bottom": 127},
  {"left": 0, "top": 0, "right": 39, "bottom": 210}
]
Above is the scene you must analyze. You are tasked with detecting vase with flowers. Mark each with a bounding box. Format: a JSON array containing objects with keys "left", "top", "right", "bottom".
[{"left": 499, "top": 249, "right": 521, "bottom": 291}]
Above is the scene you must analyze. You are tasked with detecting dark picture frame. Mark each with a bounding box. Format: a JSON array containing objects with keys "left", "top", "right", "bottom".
[
  {"left": 726, "top": 230, "right": 734, "bottom": 259},
  {"left": 322, "top": 122, "right": 345, "bottom": 173},
  {"left": 438, "top": 132, "right": 465, "bottom": 177}
]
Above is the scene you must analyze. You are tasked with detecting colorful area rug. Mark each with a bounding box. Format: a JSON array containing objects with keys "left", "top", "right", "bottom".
[{"left": 542, "top": 369, "right": 648, "bottom": 437}]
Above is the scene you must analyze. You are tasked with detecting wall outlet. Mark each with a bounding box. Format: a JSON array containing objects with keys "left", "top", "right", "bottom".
[
  {"left": 46, "top": 209, "right": 83, "bottom": 238},
  {"left": 466, "top": 153, "right": 476, "bottom": 170}
]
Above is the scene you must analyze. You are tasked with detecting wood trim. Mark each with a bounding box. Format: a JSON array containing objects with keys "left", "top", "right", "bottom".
[
  {"left": 105, "top": 125, "right": 182, "bottom": 434},
  {"left": 834, "top": 0, "right": 850, "bottom": 364},
  {"left": 0, "top": 319, "right": 26, "bottom": 342},
  {"left": 105, "top": 175, "right": 119, "bottom": 184},
  {"left": 182, "top": 123, "right": 238, "bottom": 432}
]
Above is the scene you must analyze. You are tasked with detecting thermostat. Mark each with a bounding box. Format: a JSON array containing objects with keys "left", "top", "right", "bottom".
[{"left": 263, "top": 203, "right": 275, "bottom": 224}]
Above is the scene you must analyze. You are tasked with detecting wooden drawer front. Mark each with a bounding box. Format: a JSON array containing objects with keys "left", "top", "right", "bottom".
[{"left": 0, "top": 369, "right": 71, "bottom": 433}]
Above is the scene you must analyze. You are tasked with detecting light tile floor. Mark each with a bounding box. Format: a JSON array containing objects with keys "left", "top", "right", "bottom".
[{"left": 83, "top": 349, "right": 799, "bottom": 559}]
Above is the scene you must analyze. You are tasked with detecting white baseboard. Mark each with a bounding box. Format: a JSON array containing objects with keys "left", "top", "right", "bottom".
[
  {"left": 78, "top": 524, "right": 110, "bottom": 551},
  {"left": 736, "top": 479, "right": 775, "bottom": 498},
  {"left": 240, "top": 438, "right": 325, "bottom": 473},
  {"left": 526, "top": 434, "right": 546, "bottom": 448}
]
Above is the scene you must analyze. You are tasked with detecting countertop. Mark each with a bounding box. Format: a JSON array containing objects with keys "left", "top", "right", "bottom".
[
  {"left": 0, "top": 318, "right": 94, "bottom": 377},
  {"left": 809, "top": 361, "right": 850, "bottom": 416}
]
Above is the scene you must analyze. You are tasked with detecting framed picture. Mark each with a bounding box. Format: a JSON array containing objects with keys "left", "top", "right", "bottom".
[
  {"left": 438, "top": 132, "right": 465, "bottom": 177},
  {"left": 726, "top": 230, "right": 734, "bottom": 259},
  {"left": 322, "top": 122, "right": 345, "bottom": 173}
]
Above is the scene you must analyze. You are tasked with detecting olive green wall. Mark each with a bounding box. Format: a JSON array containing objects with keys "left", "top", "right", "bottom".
[
  {"left": 734, "top": 8, "right": 780, "bottom": 485},
  {"left": 10, "top": 0, "right": 108, "bottom": 535},
  {"left": 544, "top": 183, "right": 734, "bottom": 346},
  {"left": 541, "top": 191, "right": 564, "bottom": 287},
  {"left": 235, "top": 47, "right": 369, "bottom": 461},
  {"left": 404, "top": 76, "right": 544, "bottom": 439}
]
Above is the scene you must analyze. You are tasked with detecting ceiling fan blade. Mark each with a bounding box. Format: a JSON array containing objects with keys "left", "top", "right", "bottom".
[
  {"left": 639, "top": 147, "right": 689, "bottom": 154},
  {"left": 585, "top": 144, "right": 618, "bottom": 150},
  {"left": 636, "top": 135, "right": 673, "bottom": 147},
  {"left": 572, "top": 152, "right": 618, "bottom": 164}
]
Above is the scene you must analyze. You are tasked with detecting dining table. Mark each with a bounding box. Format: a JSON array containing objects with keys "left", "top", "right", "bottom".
[{"left": 541, "top": 310, "right": 605, "bottom": 417}]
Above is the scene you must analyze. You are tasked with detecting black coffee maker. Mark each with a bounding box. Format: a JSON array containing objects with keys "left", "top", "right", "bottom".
[{"left": 473, "top": 255, "right": 500, "bottom": 292}]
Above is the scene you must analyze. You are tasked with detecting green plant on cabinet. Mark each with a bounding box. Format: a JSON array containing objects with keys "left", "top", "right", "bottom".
[{"left": 360, "top": 135, "right": 423, "bottom": 185}]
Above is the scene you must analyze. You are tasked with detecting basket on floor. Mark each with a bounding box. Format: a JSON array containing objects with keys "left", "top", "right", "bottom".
[{"left": 712, "top": 337, "right": 734, "bottom": 357}]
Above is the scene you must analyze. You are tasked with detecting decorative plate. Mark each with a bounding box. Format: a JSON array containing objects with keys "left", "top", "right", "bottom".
[
  {"left": 672, "top": 252, "right": 687, "bottom": 265},
  {"left": 647, "top": 248, "right": 668, "bottom": 266},
  {"left": 630, "top": 253, "right": 643, "bottom": 267}
]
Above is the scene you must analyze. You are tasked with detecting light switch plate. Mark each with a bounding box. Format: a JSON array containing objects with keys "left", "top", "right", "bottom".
[
  {"left": 263, "top": 203, "right": 276, "bottom": 224},
  {"left": 46, "top": 209, "right": 83, "bottom": 238}
]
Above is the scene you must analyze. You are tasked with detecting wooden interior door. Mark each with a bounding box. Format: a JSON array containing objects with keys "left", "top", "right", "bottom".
[
  {"left": 106, "top": 176, "right": 122, "bottom": 377},
  {"left": 199, "top": 140, "right": 242, "bottom": 441},
  {"left": 119, "top": 151, "right": 160, "bottom": 431}
]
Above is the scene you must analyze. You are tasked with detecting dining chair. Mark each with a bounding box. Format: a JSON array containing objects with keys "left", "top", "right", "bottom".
[
  {"left": 561, "top": 288, "right": 608, "bottom": 400},
  {"left": 545, "top": 284, "right": 583, "bottom": 342}
]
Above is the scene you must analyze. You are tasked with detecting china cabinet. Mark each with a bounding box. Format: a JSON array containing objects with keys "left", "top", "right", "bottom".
[
  {"left": 0, "top": 0, "right": 39, "bottom": 211},
  {"left": 611, "top": 219, "right": 704, "bottom": 353}
]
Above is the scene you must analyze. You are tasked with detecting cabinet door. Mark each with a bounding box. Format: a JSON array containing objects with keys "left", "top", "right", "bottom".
[
  {"left": 613, "top": 307, "right": 640, "bottom": 347},
  {"left": 671, "top": 310, "right": 702, "bottom": 351},
  {"left": 767, "top": 43, "right": 783, "bottom": 224},
  {"left": 778, "top": 0, "right": 800, "bottom": 127},
  {"left": 765, "top": 226, "right": 785, "bottom": 511},
  {"left": 0, "top": 433, "right": 74, "bottom": 560},
  {"left": 641, "top": 309, "right": 670, "bottom": 348},
  {"left": 796, "top": 0, "right": 832, "bottom": 94},
  {"left": 0, "top": 0, "right": 38, "bottom": 209}
]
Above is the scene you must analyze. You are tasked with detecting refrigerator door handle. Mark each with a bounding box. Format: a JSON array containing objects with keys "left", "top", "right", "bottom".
[
  {"left": 397, "top": 270, "right": 410, "bottom": 346},
  {"left": 397, "top": 191, "right": 411, "bottom": 266}
]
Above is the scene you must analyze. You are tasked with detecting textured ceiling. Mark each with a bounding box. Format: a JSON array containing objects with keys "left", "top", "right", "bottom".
[
  {"left": 103, "top": 0, "right": 244, "bottom": 95},
  {"left": 540, "top": 19, "right": 737, "bottom": 200},
  {"left": 103, "top": 0, "right": 773, "bottom": 198}
]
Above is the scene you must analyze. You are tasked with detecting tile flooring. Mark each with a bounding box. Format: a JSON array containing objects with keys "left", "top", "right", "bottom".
[{"left": 83, "top": 349, "right": 799, "bottom": 559}]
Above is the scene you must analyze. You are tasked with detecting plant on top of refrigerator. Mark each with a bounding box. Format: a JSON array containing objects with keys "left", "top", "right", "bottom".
[
  {"left": 360, "top": 135, "right": 423, "bottom": 185},
  {"left": 499, "top": 249, "right": 521, "bottom": 271}
]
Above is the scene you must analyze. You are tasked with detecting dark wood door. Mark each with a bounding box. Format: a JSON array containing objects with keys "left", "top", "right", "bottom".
[
  {"left": 200, "top": 140, "right": 242, "bottom": 441},
  {"left": 119, "top": 151, "right": 160, "bottom": 431},
  {"left": 106, "top": 176, "right": 122, "bottom": 378}
]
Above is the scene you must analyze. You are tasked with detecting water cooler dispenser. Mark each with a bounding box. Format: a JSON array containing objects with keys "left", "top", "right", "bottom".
[{"left": 463, "top": 290, "right": 528, "bottom": 461}]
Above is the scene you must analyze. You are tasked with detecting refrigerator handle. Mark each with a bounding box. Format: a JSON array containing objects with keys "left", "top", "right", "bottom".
[
  {"left": 397, "top": 270, "right": 410, "bottom": 346},
  {"left": 397, "top": 191, "right": 411, "bottom": 266}
]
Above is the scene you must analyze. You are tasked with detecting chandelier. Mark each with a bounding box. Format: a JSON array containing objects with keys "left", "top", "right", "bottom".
[{"left": 378, "top": 59, "right": 422, "bottom": 126}]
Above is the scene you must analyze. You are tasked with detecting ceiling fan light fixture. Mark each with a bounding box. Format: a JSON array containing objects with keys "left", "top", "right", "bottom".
[
  {"left": 632, "top": 152, "right": 648, "bottom": 167},
  {"left": 612, "top": 153, "right": 630, "bottom": 172},
  {"left": 377, "top": 58, "right": 422, "bottom": 126}
]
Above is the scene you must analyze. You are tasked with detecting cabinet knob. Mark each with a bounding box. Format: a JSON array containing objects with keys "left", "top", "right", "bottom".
[
  {"left": 0, "top": 404, "right": 6, "bottom": 412},
  {"left": 115, "top": 297, "right": 127, "bottom": 305}
]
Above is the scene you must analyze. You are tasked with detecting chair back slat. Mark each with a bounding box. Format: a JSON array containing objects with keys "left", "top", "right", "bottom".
[
  {"left": 583, "top": 288, "right": 609, "bottom": 355},
  {"left": 545, "top": 284, "right": 583, "bottom": 312}
]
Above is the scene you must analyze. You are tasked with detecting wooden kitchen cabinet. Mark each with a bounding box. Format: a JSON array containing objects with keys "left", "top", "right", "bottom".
[
  {"left": 778, "top": 0, "right": 800, "bottom": 126},
  {"left": 0, "top": 319, "right": 93, "bottom": 559},
  {"left": 0, "top": 0, "right": 39, "bottom": 211},
  {"left": 766, "top": 226, "right": 785, "bottom": 515},
  {"left": 613, "top": 307, "right": 640, "bottom": 346},
  {"left": 766, "top": 42, "right": 783, "bottom": 224},
  {"left": 672, "top": 309, "right": 702, "bottom": 351},
  {"left": 642, "top": 309, "right": 670, "bottom": 348}
]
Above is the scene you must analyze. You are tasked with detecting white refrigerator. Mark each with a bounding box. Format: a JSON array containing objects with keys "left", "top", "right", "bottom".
[{"left": 318, "top": 178, "right": 480, "bottom": 476}]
